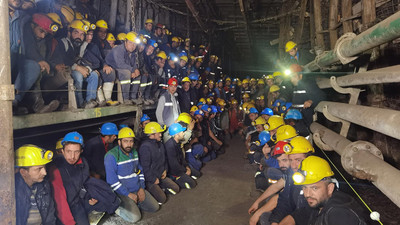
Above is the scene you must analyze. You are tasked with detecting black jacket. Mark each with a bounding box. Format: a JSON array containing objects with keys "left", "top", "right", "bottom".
[
  {"left": 138, "top": 138, "right": 168, "bottom": 184},
  {"left": 292, "top": 191, "right": 369, "bottom": 225},
  {"left": 15, "top": 172, "right": 56, "bottom": 225},
  {"left": 83, "top": 135, "right": 114, "bottom": 179},
  {"left": 178, "top": 88, "right": 192, "bottom": 113},
  {"left": 165, "top": 138, "right": 188, "bottom": 177}
]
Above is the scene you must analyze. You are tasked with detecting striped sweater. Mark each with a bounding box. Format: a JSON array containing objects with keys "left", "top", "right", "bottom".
[{"left": 104, "top": 146, "right": 145, "bottom": 196}]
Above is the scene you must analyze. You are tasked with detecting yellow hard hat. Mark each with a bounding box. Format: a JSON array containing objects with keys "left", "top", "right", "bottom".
[
  {"left": 265, "top": 75, "right": 274, "bottom": 80},
  {"left": 199, "top": 45, "right": 205, "bottom": 49},
  {"left": 172, "top": 37, "right": 179, "bottom": 42},
  {"left": 61, "top": 5, "right": 75, "bottom": 24},
  {"left": 242, "top": 79, "right": 249, "bottom": 84},
  {"left": 242, "top": 102, "right": 249, "bottom": 110},
  {"left": 198, "top": 98, "right": 206, "bottom": 104},
  {"left": 145, "top": 18, "right": 153, "bottom": 24},
  {"left": 144, "top": 122, "right": 166, "bottom": 134},
  {"left": 258, "top": 79, "right": 265, "bottom": 85},
  {"left": 156, "top": 51, "right": 167, "bottom": 60},
  {"left": 293, "top": 156, "right": 334, "bottom": 185},
  {"left": 75, "top": 12, "right": 84, "bottom": 19},
  {"left": 285, "top": 41, "right": 297, "bottom": 52},
  {"left": 106, "top": 33, "right": 116, "bottom": 41},
  {"left": 177, "top": 112, "right": 192, "bottom": 124},
  {"left": 275, "top": 125, "right": 298, "bottom": 143},
  {"left": 252, "top": 116, "right": 267, "bottom": 125},
  {"left": 269, "top": 85, "right": 280, "bottom": 93},
  {"left": 257, "top": 95, "right": 265, "bottom": 100},
  {"left": 47, "top": 13, "right": 63, "bottom": 28},
  {"left": 82, "top": 19, "right": 96, "bottom": 30},
  {"left": 126, "top": 32, "right": 140, "bottom": 44},
  {"left": 243, "top": 93, "right": 250, "bottom": 99},
  {"left": 190, "top": 105, "right": 199, "bottom": 112},
  {"left": 139, "top": 34, "right": 147, "bottom": 44},
  {"left": 182, "top": 77, "right": 190, "bottom": 83},
  {"left": 180, "top": 55, "right": 188, "bottom": 62},
  {"left": 250, "top": 78, "right": 256, "bottom": 83},
  {"left": 15, "top": 145, "right": 53, "bottom": 167},
  {"left": 231, "top": 99, "right": 238, "bottom": 105},
  {"left": 69, "top": 20, "right": 89, "bottom": 33},
  {"left": 55, "top": 138, "right": 63, "bottom": 150},
  {"left": 117, "top": 33, "right": 127, "bottom": 41},
  {"left": 118, "top": 127, "right": 135, "bottom": 139},
  {"left": 273, "top": 71, "right": 282, "bottom": 77},
  {"left": 95, "top": 19, "right": 108, "bottom": 29},
  {"left": 217, "top": 99, "right": 226, "bottom": 106},
  {"left": 225, "top": 77, "right": 232, "bottom": 82},
  {"left": 264, "top": 115, "right": 285, "bottom": 131},
  {"left": 206, "top": 98, "right": 213, "bottom": 105},
  {"left": 283, "top": 136, "right": 315, "bottom": 155}
]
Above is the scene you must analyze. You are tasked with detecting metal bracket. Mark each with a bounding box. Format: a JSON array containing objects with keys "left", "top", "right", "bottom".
[
  {"left": 133, "top": 105, "right": 143, "bottom": 134},
  {"left": 341, "top": 141, "right": 384, "bottom": 181},
  {"left": 322, "top": 105, "right": 343, "bottom": 123},
  {"left": 334, "top": 32, "right": 358, "bottom": 64},
  {"left": 313, "top": 132, "right": 333, "bottom": 151},
  {"left": 0, "top": 84, "right": 15, "bottom": 101},
  {"left": 68, "top": 78, "right": 77, "bottom": 110}
]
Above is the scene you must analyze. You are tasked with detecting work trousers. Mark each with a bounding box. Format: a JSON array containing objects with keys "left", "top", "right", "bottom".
[
  {"left": 173, "top": 174, "right": 197, "bottom": 189},
  {"left": 146, "top": 177, "right": 180, "bottom": 204},
  {"left": 12, "top": 58, "right": 41, "bottom": 103},
  {"left": 116, "top": 69, "right": 131, "bottom": 100},
  {"left": 117, "top": 190, "right": 159, "bottom": 223},
  {"left": 71, "top": 70, "right": 98, "bottom": 107}
]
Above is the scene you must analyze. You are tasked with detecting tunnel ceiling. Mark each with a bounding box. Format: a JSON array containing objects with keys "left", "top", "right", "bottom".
[{"left": 157, "top": 0, "right": 287, "bottom": 74}]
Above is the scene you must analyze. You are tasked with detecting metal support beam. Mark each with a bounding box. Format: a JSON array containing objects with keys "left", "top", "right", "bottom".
[
  {"left": 316, "top": 65, "right": 400, "bottom": 89},
  {"left": 315, "top": 101, "right": 400, "bottom": 140},
  {"left": 185, "top": 0, "right": 208, "bottom": 33},
  {"left": 310, "top": 122, "right": 400, "bottom": 207},
  {"left": 0, "top": 0, "right": 15, "bottom": 224},
  {"left": 304, "top": 10, "right": 400, "bottom": 71}
]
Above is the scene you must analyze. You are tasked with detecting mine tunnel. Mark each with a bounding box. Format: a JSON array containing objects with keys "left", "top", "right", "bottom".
[{"left": 2, "top": 0, "right": 400, "bottom": 224}]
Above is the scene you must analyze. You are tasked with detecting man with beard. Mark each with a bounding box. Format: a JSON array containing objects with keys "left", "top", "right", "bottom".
[
  {"left": 140, "top": 39, "right": 158, "bottom": 105},
  {"left": 139, "top": 122, "right": 180, "bottom": 204},
  {"left": 104, "top": 127, "right": 159, "bottom": 223},
  {"left": 15, "top": 145, "right": 56, "bottom": 225},
  {"left": 165, "top": 123, "right": 197, "bottom": 189},
  {"left": 50, "top": 20, "right": 99, "bottom": 108},
  {"left": 13, "top": 13, "right": 60, "bottom": 113},
  {"left": 279, "top": 156, "right": 368, "bottom": 225},
  {"left": 105, "top": 32, "right": 141, "bottom": 105}
]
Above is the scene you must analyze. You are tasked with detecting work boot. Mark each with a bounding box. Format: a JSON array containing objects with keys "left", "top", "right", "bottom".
[
  {"left": 30, "top": 94, "right": 59, "bottom": 113},
  {"left": 97, "top": 87, "right": 106, "bottom": 107},
  {"left": 122, "top": 99, "right": 133, "bottom": 105},
  {"left": 84, "top": 100, "right": 98, "bottom": 109},
  {"left": 143, "top": 99, "right": 151, "bottom": 105},
  {"left": 106, "top": 100, "right": 119, "bottom": 106},
  {"left": 132, "top": 98, "right": 143, "bottom": 105},
  {"left": 12, "top": 100, "right": 28, "bottom": 115}
]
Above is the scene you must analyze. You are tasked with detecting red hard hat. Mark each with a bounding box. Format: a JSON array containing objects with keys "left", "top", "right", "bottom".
[
  {"left": 290, "top": 64, "right": 302, "bottom": 73},
  {"left": 156, "top": 23, "right": 163, "bottom": 29},
  {"left": 271, "top": 141, "right": 289, "bottom": 156},
  {"left": 168, "top": 78, "right": 178, "bottom": 86},
  {"left": 32, "top": 13, "right": 58, "bottom": 33}
]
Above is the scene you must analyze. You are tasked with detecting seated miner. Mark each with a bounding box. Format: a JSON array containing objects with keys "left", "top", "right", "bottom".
[
  {"left": 165, "top": 123, "right": 197, "bottom": 189},
  {"left": 13, "top": 13, "right": 60, "bottom": 114},
  {"left": 156, "top": 77, "right": 181, "bottom": 127},
  {"left": 139, "top": 122, "right": 180, "bottom": 204},
  {"left": 50, "top": 20, "right": 99, "bottom": 108},
  {"left": 92, "top": 19, "right": 112, "bottom": 58},
  {"left": 163, "top": 112, "right": 195, "bottom": 144},
  {"left": 83, "top": 122, "right": 118, "bottom": 180},
  {"left": 279, "top": 156, "right": 369, "bottom": 225},
  {"left": 104, "top": 127, "right": 159, "bottom": 223},
  {"left": 15, "top": 145, "right": 56, "bottom": 225},
  {"left": 49, "top": 131, "right": 119, "bottom": 225},
  {"left": 284, "top": 109, "right": 310, "bottom": 138},
  {"left": 105, "top": 32, "right": 141, "bottom": 105}
]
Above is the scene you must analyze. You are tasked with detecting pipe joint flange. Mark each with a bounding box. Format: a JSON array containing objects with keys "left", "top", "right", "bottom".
[
  {"left": 341, "top": 141, "right": 383, "bottom": 181},
  {"left": 322, "top": 105, "right": 345, "bottom": 123},
  {"left": 329, "top": 76, "right": 361, "bottom": 96},
  {"left": 313, "top": 132, "right": 333, "bottom": 151},
  {"left": 334, "top": 32, "right": 358, "bottom": 64}
]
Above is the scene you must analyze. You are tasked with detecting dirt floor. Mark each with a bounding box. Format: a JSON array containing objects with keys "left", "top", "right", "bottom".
[{"left": 100, "top": 135, "right": 260, "bottom": 225}]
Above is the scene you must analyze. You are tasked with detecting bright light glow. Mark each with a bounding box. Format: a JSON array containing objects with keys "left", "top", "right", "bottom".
[
  {"left": 292, "top": 172, "right": 305, "bottom": 184},
  {"left": 284, "top": 69, "right": 291, "bottom": 76},
  {"left": 135, "top": 38, "right": 141, "bottom": 44}
]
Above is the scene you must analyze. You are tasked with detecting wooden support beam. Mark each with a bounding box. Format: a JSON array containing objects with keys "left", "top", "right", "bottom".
[
  {"left": 239, "top": 0, "right": 254, "bottom": 50},
  {"left": 342, "top": 0, "right": 353, "bottom": 33},
  {"left": 313, "top": 0, "right": 325, "bottom": 50},
  {"left": 109, "top": 0, "right": 118, "bottom": 31},
  {"left": 295, "top": 0, "right": 308, "bottom": 44},
  {"left": 278, "top": 0, "right": 295, "bottom": 58},
  {"left": 185, "top": 0, "right": 208, "bottom": 33},
  {"left": 329, "top": 0, "right": 339, "bottom": 49},
  {"left": 362, "top": 0, "right": 376, "bottom": 29}
]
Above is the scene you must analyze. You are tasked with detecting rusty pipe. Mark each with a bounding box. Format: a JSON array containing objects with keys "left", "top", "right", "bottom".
[
  {"left": 316, "top": 65, "right": 400, "bottom": 89},
  {"left": 315, "top": 101, "right": 400, "bottom": 140},
  {"left": 310, "top": 122, "right": 400, "bottom": 207}
]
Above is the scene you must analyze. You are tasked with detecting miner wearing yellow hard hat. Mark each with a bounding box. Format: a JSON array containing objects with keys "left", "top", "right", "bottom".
[{"left": 285, "top": 41, "right": 315, "bottom": 66}]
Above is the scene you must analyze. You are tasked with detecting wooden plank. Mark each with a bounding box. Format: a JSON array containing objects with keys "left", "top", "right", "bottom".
[
  {"left": 295, "top": 0, "right": 308, "bottom": 44},
  {"left": 313, "top": 0, "right": 325, "bottom": 50},
  {"left": 13, "top": 105, "right": 156, "bottom": 130},
  {"left": 329, "top": 0, "right": 339, "bottom": 49},
  {"left": 342, "top": 0, "right": 353, "bottom": 33}
]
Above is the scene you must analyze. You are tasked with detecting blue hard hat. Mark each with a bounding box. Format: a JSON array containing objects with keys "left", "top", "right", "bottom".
[
  {"left": 230, "top": 84, "right": 236, "bottom": 89},
  {"left": 272, "top": 99, "right": 285, "bottom": 107},
  {"left": 217, "top": 79, "right": 223, "bottom": 83},
  {"left": 259, "top": 130, "right": 271, "bottom": 146},
  {"left": 261, "top": 108, "right": 274, "bottom": 116},
  {"left": 210, "top": 105, "right": 218, "bottom": 113},
  {"left": 140, "top": 114, "right": 151, "bottom": 123},
  {"left": 279, "top": 102, "right": 292, "bottom": 114},
  {"left": 216, "top": 106, "right": 223, "bottom": 113},
  {"left": 62, "top": 131, "right": 84, "bottom": 146},
  {"left": 194, "top": 109, "right": 204, "bottom": 116},
  {"left": 148, "top": 39, "right": 158, "bottom": 48},
  {"left": 100, "top": 122, "right": 119, "bottom": 135},
  {"left": 119, "top": 124, "right": 128, "bottom": 129},
  {"left": 285, "top": 109, "right": 303, "bottom": 120},
  {"left": 189, "top": 73, "right": 199, "bottom": 81},
  {"left": 205, "top": 67, "right": 211, "bottom": 72},
  {"left": 197, "top": 102, "right": 204, "bottom": 107},
  {"left": 178, "top": 51, "right": 188, "bottom": 57},
  {"left": 201, "top": 104, "right": 210, "bottom": 112},
  {"left": 207, "top": 92, "right": 215, "bottom": 97},
  {"left": 249, "top": 107, "right": 259, "bottom": 114},
  {"left": 168, "top": 123, "right": 187, "bottom": 136},
  {"left": 168, "top": 53, "right": 178, "bottom": 62}
]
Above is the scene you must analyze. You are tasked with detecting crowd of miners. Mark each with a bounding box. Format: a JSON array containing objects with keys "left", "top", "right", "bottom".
[{"left": 12, "top": 0, "right": 371, "bottom": 224}]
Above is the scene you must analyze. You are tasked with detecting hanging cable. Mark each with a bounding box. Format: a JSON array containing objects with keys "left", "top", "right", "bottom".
[{"left": 318, "top": 148, "right": 383, "bottom": 224}]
